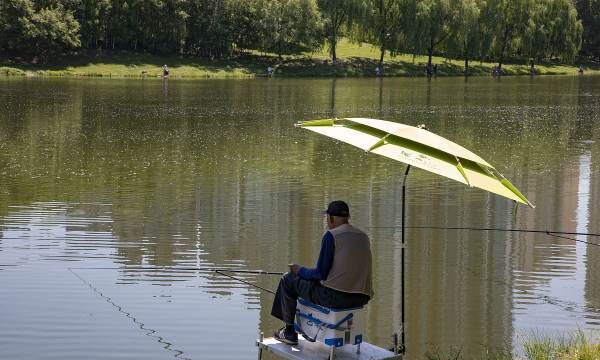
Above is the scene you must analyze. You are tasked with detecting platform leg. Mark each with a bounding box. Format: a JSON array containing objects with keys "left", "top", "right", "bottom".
[
  {"left": 256, "top": 332, "right": 264, "bottom": 360},
  {"left": 356, "top": 342, "right": 361, "bottom": 355},
  {"left": 328, "top": 346, "right": 335, "bottom": 360}
]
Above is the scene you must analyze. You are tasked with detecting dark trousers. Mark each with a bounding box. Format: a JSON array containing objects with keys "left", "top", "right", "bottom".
[{"left": 271, "top": 273, "right": 370, "bottom": 325}]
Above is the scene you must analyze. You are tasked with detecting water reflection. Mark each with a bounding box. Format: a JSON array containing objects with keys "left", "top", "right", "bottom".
[{"left": 0, "top": 77, "right": 599, "bottom": 359}]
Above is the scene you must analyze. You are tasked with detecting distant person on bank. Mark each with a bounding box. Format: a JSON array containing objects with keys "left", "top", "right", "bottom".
[
  {"left": 271, "top": 200, "right": 373, "bottom": 345},
  {"left": 163, "top": 64, "right": 169, "bottom": 77}
]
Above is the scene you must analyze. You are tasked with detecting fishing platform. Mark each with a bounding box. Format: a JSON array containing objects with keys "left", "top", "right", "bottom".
[
  {"left": 256, "top": 336, "right": 401, "bottom": 360},
  {"left": 256, "top": 298, "right": 402, "bottom": 360}
]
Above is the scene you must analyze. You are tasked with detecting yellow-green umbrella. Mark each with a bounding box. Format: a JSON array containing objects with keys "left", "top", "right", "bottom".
[
  {"left": 296, "top": 117, "right": 534, "bottom": 207},
  {"left": 296, "top": 117, "right": 534, "bottom": 355}
]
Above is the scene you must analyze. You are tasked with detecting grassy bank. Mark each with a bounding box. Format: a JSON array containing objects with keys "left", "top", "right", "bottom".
[
  {"left": 2, "top": 40, "right": 599, "bottom": 78},
  {"left": 424, "top": 331, "right": 600, "bottom": 360}
]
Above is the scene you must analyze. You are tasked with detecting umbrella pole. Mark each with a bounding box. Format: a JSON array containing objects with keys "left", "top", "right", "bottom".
[{"left": 400, "top": 165, "right": 411, "bottom": 355}]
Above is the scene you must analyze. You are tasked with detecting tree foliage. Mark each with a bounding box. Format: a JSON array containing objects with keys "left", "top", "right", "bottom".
[
  {"left": 522, "top": 0, "right": 582, "bottom": 68},
  {"left": 0, "top": 0, "right": 80, "bottom": 58},
  {"left": 576, "top": 0, "right": 600, "bottom": 59},
  {"left": 255, "top": 0, "right": 322, "bottom": 58},
  {"left": 0, "top": 0, "right": 593, "bottom": 64},
  {"left": 445, "top": 0, "right": 482, "bottom": 72}
]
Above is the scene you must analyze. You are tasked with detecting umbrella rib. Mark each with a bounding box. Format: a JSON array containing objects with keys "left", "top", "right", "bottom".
[
  {"left": 367, "top": 134, "right": 390, "bottom": 152},
  {"left": 455, "top": 157, "right": 471, "bottom": 187}
]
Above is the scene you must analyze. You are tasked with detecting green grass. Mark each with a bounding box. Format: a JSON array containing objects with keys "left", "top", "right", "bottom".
[
  {"left": 1, "top": 39, "right": 599, "bottom": 78},
  {"left": 522, "top": 331, "right": 600, "bottom": 360},
  {"left": 420, "top": 331, "right": 600, "bottom": 360}
]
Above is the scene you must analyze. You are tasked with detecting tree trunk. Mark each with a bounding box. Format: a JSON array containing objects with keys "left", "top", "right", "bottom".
[
  {"left": 428, "top": 44, "right": 433, "bottom": 68},
  {"left": 331, "top": 28, "right": 337, "bottom": 64},
  {"left": 331, "top": 39, "right": 337, "bottom": 64},
  {"left": 497, "top": 28, "right": 511, "bottom": 70},
  {"left": 465, "top": 58, "right": 469, "bottom": 74},
  {"left": 379, "top": 0, "right": 385, "bottom": 68}
]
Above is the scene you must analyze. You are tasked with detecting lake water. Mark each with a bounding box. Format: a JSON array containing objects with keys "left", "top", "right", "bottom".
[{"left": 1, "top": 76, "right": 599, "bottom": 359}]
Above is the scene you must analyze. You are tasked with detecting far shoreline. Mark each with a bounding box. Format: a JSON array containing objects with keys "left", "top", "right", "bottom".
[{"left": 1, "top": 50, "right": 598, "bottom": 80}]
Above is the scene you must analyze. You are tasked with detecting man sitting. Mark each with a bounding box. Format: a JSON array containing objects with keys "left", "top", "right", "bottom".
[{"left": 270, "top": 200, "right": 373, "bottom": 345}]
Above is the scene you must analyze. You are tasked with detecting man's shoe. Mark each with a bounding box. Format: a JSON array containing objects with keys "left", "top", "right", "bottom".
[{"left": 274, "top": 327, "right": 298, "bottom": 345}]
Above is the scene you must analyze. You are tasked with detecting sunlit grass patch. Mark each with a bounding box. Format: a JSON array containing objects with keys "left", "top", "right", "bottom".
[
  {"left": 0, "top": 66, "right": 26, "bottom": 76},
  {"left": 522, "top": 330, "right": 600, "bottom": 360}
]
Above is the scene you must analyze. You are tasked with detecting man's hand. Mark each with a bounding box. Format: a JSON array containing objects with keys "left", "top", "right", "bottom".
[{"left": 288, "top": 264, "right": 301, "bottom": 274}]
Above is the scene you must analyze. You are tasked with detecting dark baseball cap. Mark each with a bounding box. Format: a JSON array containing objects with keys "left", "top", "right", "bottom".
[{"left": 322, "top": 200, "right": 350, "bottom": 217}]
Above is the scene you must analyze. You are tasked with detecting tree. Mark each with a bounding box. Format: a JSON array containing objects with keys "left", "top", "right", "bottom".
[
  {"left": 0, "top": 0, "right": 37, "bottom": 53},
  {"left": 488, "top": 0, "right": 531, "bottom": 69},
  {"left": 316, "top": 0, "right": 364, "bottom": 63},
  {"left": 521, "top": 0, "right": 550, "bottom": 71},
  {"left": 414, "top": 0, "right": 452, "bottom": 70},
  {"left": 475, "top": 0, "right": 495, "bottom": 64},
  {"left": 185, "top": 0, "right": 237, "bottom": 58},
  {"left": 545, "top": 0, "right": 581, "bottom": 63},
  {"left": 575, "top": 0, "right": 600, "bottom": 60},
  {"left": 256, "top": 0, "right": 322, "bottom": 58},
  {"left": 391, "top": 0, "right": 420, "bottom": 62},
  {"left": 355, "top": 0, "right": 402, "bottom": 67},
  {"left": 522, "top": 0, "right": 581, "bottom": 71},
  {"left": 72, "top": 0, "right": 111, "bottom": 49},
  {"left": 29, "top": 4, "right": 81, "bottom": 57},
  {"left": 0, "top": 0, "right": 80, "bottom": 59},
  {"left": 446, "top": 0, "right": 482, "bottom": 73}
]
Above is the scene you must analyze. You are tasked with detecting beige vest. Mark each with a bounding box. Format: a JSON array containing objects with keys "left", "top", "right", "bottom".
[{"left": 321, "top": 223, "right": 373, "bottom": 297}]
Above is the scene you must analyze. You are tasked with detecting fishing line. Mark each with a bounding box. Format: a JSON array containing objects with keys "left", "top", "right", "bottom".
[
  {"left": 545, "top": 232, "right": 595, "bottom": 246},
  {"left": 370, "top": 225, "right": 600, "bottom": 238},
  {"left": 68, "top": 268, "right": 191, "bottom": 360},
  {"left": 390, "top": 226, "right": 600, "bottom": 310},
  {"left": 437, "top": 232, "right": 593, "bottom": 315},
  {"left": 369, "top": 225, "right": 600, "bottom": 247}
]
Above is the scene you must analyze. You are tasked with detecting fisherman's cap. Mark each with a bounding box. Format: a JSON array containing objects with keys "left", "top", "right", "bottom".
[{"left": 322, "top": 200, "right": 350, "bottom": 217}]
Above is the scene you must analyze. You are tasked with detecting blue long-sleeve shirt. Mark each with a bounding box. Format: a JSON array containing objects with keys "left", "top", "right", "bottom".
[{"left": 298, "top": 231, "right": 334, "bottom": 280}]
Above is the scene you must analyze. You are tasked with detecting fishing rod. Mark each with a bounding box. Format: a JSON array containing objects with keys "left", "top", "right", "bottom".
[
  {"left": 214, "top": 270, "right": 276, "bottom": 295},
  {"left": 69, "top": 267, "right": 285, "bottom": 275},
  {"left": 68, "top": 267, "right": 281, "bottom": 295},
  {"left": 199, "top": 268, "right": 283, "bottom": 276}
]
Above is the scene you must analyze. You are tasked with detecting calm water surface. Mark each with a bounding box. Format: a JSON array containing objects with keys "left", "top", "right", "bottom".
[{"left": 1, "top": 76, "right": 599, "bottom": 359}]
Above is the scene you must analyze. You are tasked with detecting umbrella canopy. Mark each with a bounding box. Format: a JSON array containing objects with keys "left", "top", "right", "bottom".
[{"left": 296, "top": 117, "right": 534, "bottom": 208}]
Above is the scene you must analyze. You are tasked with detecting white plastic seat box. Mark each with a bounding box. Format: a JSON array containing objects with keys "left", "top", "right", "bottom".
[{"left": 294, "top": 297, "right": 365, "bottom": 348}]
